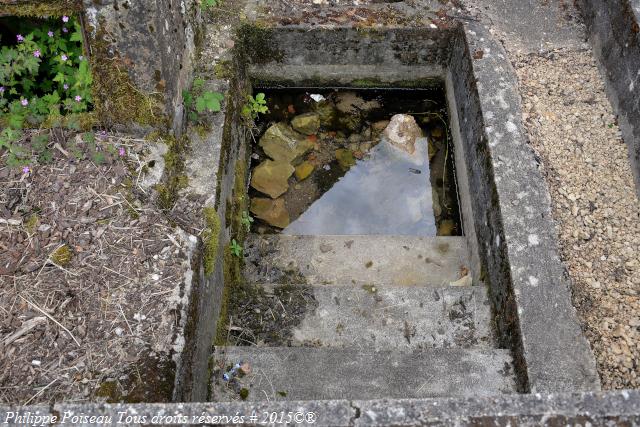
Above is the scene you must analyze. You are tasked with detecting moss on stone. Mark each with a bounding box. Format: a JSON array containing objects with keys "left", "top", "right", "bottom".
[
  {"left": 236, "top": 23, "right": 284, "bottom": 65},
  {"left": 150, "top": 133, "right": 189, "bottom": 211},
  {"left": 202, "top": 207, "right": 221, "bottom": 276},
  {"left": 90, "top": 25, "right": 167, "bottom": 129},
  {"left": 214, "top": 157, "right": 249, "bottom": 346},
  {"left": 0, "top": 0, "right": 82, "bottom": 17},
  {"left": 51, "top": 244, "right": 73, "bottom": 266},
  {"left": 213, "top": 60, "right": 234, "bottom": 80}
]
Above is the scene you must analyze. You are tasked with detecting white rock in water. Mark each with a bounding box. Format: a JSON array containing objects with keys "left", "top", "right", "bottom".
[{"left": 383, "top": 114, "right": 423, "bottom": 154}]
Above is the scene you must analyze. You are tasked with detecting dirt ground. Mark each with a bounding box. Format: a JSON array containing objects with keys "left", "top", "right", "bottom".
[{"left": 0, "top": 130, "right": 196, "bottom": 404}]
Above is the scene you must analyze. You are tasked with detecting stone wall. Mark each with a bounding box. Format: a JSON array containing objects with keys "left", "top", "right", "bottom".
[{"left": 580, "top": 0, "right": 640, "bottom": 195}]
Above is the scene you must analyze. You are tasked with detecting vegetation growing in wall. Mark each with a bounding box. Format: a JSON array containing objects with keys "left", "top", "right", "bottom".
[
  {"left": 182, "top": 77, "right": 224, "bottom": 125},
  {"left": 0, "top": 14, "right": 92, "bottom": 167}
]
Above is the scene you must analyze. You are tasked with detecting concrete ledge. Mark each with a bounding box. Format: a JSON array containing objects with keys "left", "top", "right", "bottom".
[
  {"left": 579, "top": 0, "right": 640, "bottom": 195},
  {"left": 448, "top": 22, "right": 600, "bottom": 392},
  {"left": 1, "top": 391, "right": 638, "bottom": 426}
]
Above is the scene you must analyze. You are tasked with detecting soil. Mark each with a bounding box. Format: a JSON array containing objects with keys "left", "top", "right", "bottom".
[{"left": 0, "top": 130, "right": 195, "bottom": 404}]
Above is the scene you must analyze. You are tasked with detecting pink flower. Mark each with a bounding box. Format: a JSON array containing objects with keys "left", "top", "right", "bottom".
[
  {"left": 48, "top": 31, "right": 54, "bottom": 37},
  {"left": 63, "top": 84, "right": 69, "bottom": 90},
  {"left": 61, "top": 54, "right": 68, "bottom": 61},
  {"left": 62, "top": 27, "right": 68, "bottom": 33},
  {"left": 118, "top": 147, "right": 126, "bottom": 157},
  {"left": 16, "top": 34, "right": 24, "bottom": 42},
  {"left": 33, "top": 50, "right": 41, "bottom": 58},
  {"left": 75, "top": 95, "right": 82, "bottom": 102},
  {"left": 22, "top": 166, "right": 30, "bottom": 174},
  {"left": 62, "top": 15, "right": 69, "bottom": 23},
  {"left": 21, "top": 99, "right": 28, "bottom": 107}
]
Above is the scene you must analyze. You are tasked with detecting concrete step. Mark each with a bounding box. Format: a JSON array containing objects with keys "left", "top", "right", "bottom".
[
  {"left": 211, "top": 346, "right": 516, "bottom": 401},
  {"left": 262, "top": 284, "right": 494, "bottom": 349},
  {"left": 244, "top": 235, "right": 470, "bottom": 286}
]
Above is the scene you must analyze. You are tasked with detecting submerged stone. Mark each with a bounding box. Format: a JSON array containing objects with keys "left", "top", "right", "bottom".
[
  {"left": 291, "top": 113, "right": 320, "bottom": 135},
  {"left": 250, "top": 197, "right": 290, "bottom": 228},
  {"left": 335, "top": 91, "right": 381, "bottom": 114},
  {"left": 295, "top": 161, "right": 315, "bottom": 181},
  {"left": 259, "top": 122, "right": 314, "bottom": 164},
  {"left": 250, "top": 160, "right": 295, "bottom": 198},
  {"left": 383, "top": 114, "right": 423, "bottom": 155},
  {"left": 313, "top": 101, "right": 337, "bottom": 127},
  {"left": 335, "top": 149, "right": 356, "bottom": 170}
]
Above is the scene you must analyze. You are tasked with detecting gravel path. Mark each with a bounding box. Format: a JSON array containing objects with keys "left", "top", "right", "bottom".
[{"left": 514, "top": 50, "right": 640, "bottom": 389}]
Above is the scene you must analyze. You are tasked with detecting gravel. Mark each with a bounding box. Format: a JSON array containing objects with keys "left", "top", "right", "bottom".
[{"left": 513, "top": 49, "right": 640, "bottom": 389}]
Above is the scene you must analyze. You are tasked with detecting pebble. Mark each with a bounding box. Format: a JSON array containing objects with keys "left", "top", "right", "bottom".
[{"left": 515, "top": 50, "right": 640, "bottom": 389}]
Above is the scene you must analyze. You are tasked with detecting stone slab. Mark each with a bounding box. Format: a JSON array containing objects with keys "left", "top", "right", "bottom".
[
  {"left": 212, "top": 346, "right": 516, "bottom": 401},
  {"left": 244, "top": 235, "right": 470, "bottom": 286},
  {"left": 448, "top": 22, "right": 600, "bottom": 392},
  {"left": 2, "top": 390, "right": 638, "bottom": 426},
  {"left": 263, "top": 284, "right": 493, "bottom": 349}
]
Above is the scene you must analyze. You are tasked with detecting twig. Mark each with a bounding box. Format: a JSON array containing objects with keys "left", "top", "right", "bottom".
[
  {"left": 118, "top": 303, "right": 134, "bottom": 335},
  {"left": 23, "top": 378, "right": 58, "bottom": 406},
  {"left": 19, "top": 295, "right": 81, "bottom": 347}
]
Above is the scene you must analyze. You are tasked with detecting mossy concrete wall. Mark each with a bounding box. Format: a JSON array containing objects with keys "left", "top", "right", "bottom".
[{"left": 0, "top": 0, "right": 201, "bottom": 133}]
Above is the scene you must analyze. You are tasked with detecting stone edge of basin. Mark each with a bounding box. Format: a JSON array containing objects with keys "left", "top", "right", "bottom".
[
  {"left": 579, "top": 0, "right": 640, "bottom": 196},
  {"left": 2, "top": 390, "right": 638, "bottom": 426},
  {"left": 453, "top": 22, "right": 601, "bottom": 392}
]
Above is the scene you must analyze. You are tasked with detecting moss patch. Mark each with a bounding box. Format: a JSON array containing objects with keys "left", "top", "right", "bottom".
[
  {"left": 90, "top": 25, "right": 167, "bottom": 129},
  {"left": 150, "top": 133, "right": 189, "bottom": 211},
  {"left": 94, "top": 351, "right": 175, "bottom": 403},
  {"left": 213, "top": 60, "right": 234, "bottom": 80},
  {"left": 236, "top": 23, "right": 284, "bottom": 65},
  {"left": 0, "top": 0, "right": 82, "bottom": 17},
  {"left": 202, "top": 207, "right": 221, "bottom": 276},
  {"left": 51, "top": 244, "right": 73, "bottom": 266}
]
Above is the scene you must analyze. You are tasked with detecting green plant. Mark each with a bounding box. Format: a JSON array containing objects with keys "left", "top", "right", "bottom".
[
  {"left": 201, "top": 0, "right": 221, "bottom": 10},
  {"left": 182, "top": 78, "right": 224, "bottom": 124},
  {"left": 229, "top": 239, "right": 242, "bottom": 257},
  {"left": 241, "top": 93, "right": 268, "bottom": 121},
  {"left": 0, "top": 15, "right": 92, "bottom": 168},
  {"left": 240, "top": 211, "right": 253, "bottom": 232}
]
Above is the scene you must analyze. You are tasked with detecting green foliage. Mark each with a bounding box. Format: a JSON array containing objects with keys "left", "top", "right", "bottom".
[
  {"left": 201, "top": 0, "right": 222, "bottom": 10},
  {"left": 240, "top": 211, "right": 253, "bottom": 232},
  {"left": 182, "top": 78, "right": 224, "bottom": 124},
  {"left": 241, "top": 92, "right": 268, "bottom": 121},
  {"left": 0, "top": 15, "right": 92, "bottom": 168},
  {"left": 229, "top": 239, "right": 243, "bottom": 257},
  {"left": 196, "top": 91, "right": 224, "bottom": 113}
]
